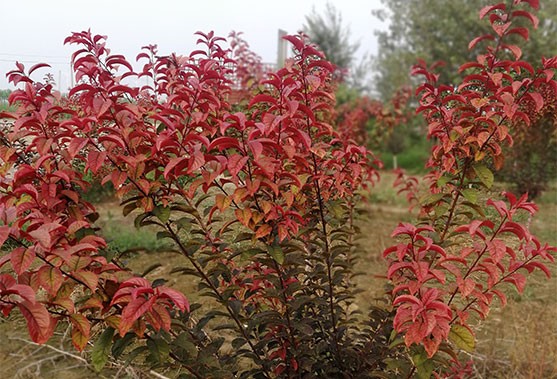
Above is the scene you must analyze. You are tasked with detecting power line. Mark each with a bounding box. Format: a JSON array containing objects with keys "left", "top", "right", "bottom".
[
  {"left": 0, "top": 58, "right": 70, "bottom": 65},
  {"left": 0, "top": 52, "right": 68, "bottom": 59}
]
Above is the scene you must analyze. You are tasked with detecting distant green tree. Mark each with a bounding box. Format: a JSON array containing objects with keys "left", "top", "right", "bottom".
[
  {"left": 0, "top": 89, "right": 12, "bottom": 111},
  {"left": 372, "top": 0, "right": 557, "bottom": 100},
  {"left": 303, "top": 2, "right": 358, "bottom": 72},
  {"left": 303, "top": 2, "right": 372, "bottom": 91}
]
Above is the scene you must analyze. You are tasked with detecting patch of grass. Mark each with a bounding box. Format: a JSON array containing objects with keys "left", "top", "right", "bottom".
[
  {"left": 367, "top": 170, "right": 419, "bottom": 208},
  {"left": 95, "top": 202, "right": 175, "bottom": 256},
  {"left": 377, "top": 137, "right": 432, "bottom": 174}
]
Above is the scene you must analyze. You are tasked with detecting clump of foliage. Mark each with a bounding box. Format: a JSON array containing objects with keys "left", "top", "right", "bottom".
[
  {"left": 0, "top": 1, "right": 555, "bottom": 378},
  {"left": 497, "top": 85, "right": 556, "bottom": 198},
  {"left": 0, "top": 89, "right": 12, "bottom": 111}
]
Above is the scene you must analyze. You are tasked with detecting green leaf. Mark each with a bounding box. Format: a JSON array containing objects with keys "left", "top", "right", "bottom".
[
  {"left": 171, "top": 333, "right": 198, "bottom": 362},
  {"left": 91, "top": 326, "right": 114, "bottom": 372},
  {"left": 461, "top": 188, "right": 478, "bottom": 204},
  {"left": 146, "top": 337, "right": 170, "bottom": 366},
  {"left": 472, "top": 164, "right": 494, "bottom": 189},
  {"left": 156, "top": 231, "right": 174, "bottom": 240},
  {"left": 419, "top": 193, "right": 446, "bottom": 206},
  {"left": 125, "top": 345, "right": 148, "bottom": 365},
  {"left": 231, "top": 337, "right": 247, "bottom": 350},
  {"left": 153, "top": 205, "right": 171, "bottom": 223},
  {"left": 412, "top": 350, "right": 434, "bottom": 379},
  {"left": 267, "top": 245, "right": 284, "bottom": 265},
  {"left": 436, "top": 174, "right": 453, "bottom": 187},
  {"left": 112, "top": 332, "right": 135, "bottom": 359},
  {"left": 122, "top": 202, "right": 137, "bottom": 217},
  {"left": 461, "top": 201, "right": 486, "bottom": 217},
  {"left": 449, "top": 324, "right": 476, "bottom": 352}
]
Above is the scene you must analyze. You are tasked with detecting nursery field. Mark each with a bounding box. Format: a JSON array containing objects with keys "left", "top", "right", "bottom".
[
  {"left": 0, "top": 2, "right": 555, "bottom": 376},
  {"left": 0, "top": 173, "right": 555, "bottom": 379}
]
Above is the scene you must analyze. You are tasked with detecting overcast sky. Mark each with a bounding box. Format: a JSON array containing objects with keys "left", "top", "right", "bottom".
[{"left": 0, "top": 0, "right": 386, "bottom": 90}]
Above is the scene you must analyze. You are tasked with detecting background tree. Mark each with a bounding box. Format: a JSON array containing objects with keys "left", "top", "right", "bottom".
[
  {"left": 303, "top": 2, "right": 372, "bottom": 91},
  {"left": 0, "top": 89, "right": 12, "bottom": 111},
  {"left": 372, "top": 0, "right": 557, "bottom": 196},
  {"left": 303, "top": 2, "right": 358, "bottom": 74},
  {"left": 372, "top": 0, "right": 557, "bottom": 100}
]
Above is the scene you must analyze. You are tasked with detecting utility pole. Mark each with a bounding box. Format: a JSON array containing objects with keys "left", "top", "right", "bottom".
[{"left": 277, "top": 29, "right": 288, "bottom": 69}]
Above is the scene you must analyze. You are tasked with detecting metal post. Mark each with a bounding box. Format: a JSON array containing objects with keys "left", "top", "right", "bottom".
[{"left": 277, "top": 29, "right": 288, "bottom": 68}]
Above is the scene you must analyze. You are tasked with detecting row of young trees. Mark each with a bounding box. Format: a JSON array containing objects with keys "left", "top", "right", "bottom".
[
  {"left": 0, "top": 1, "right": 555, "bottom": 377},
  {"left": 307, "top": 0, "right": 556, "bottom": 195}
]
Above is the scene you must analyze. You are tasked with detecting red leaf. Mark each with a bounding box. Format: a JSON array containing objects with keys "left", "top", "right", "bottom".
[
  {"left": 163, "top": 156, "right": 188, "bottom": 179},
  {"left": 0, "top": 275, "right": 37, "bottom": 303},
  {"left": 0, "top": 226, "right": 10, "bottom": 248},
  {"left": 405, "top": 318, "right": 429, "bottom": 347},
  {"left": 487, "top": 239, "right": 507, "bottom": 264},
  {"left": 11, "top": 248, "right": 36, "bottom": 275},
  {"left": 111, "top": 171, "right": 127, "bottom": 189},
  {"left": 188, "top": 148, "right": 205, "bottom": 173},
  {"left": 468, "top": 34, "right": 495, "bottom": 50},
  {"left": 492, "top": 21, "right": 512, "bottom": 37},
  {"left": 18, "top": 301, "right": 54, "bottom": 344},
  {"left": 255, "top": 224, "right": 272, "bottom": 239},
  {"left": 87, "top": 150, "right": 107, "bottom": 174},
  {"left": 68, "top": 137, "right": 88, "bottom": 159},
  {"left": 504, "top": 44, "right": 523, "bottom": 60},
  {"left": 458, "top": 62, "right": 484, "bottom": 73},
  {"left": 235, "top": 208, "right": 252, "bottom": 227},
  {"left": 248, "top": 94, "right": 277, "bottom": 108},
  {"left": 69, "top": 255, "right": 93, "bottom": 271},
  {"left": 522, "top": 0, "right": 539, "bottom": 10},
  {"left": 119, "top": 296, "right": 156, "bottom": 336},
  {"left": 145, "top": 303, "right": 171, "bottom": 331},
  {"left": 119, "top": 277, "right": 151, "bottom": 289},
  {"left": 227, "top": 155, "right": 249, "bottom": 177},
  {"left": 511, "top": 10, "right": 539, "bottom": 28},
  {"left": 28, "top": 227, "right": 52, "bottom": 249},
  {"left": 479, "top": 3, "right": 506, "bottom": 19},
  {"left": 208, "top": 136, "right": 241, "bottom": 152},
  {"left": 458, "top": 278, "right": 476, "bottom": 297},
  {"left": 523, "top": 261, "right": 551, "bottom": 278},
  {"left": 70, "top": 313, "right": 90, "bottom": 351},
  {"left": 282, "top": 35, "right": 304, "bottom": 52},
  {"left": 511, "top": 61, "right": 535, "bottom": 75},
  {"left": 67, "top": 221, "right": 90, "bottom": 235},
  {"left": 71, "top": 326, "right": 88, "bottom": 352},
  {"left": 29, "top": 63, "right": 51, "bottom": 75},
  {"left": 157, "top": 287, "right": 190, "bottom": 312},
  {"left": 73, "top": 270, "right": 98, "bottom": 291},
  {"left": 491, "top": 289, "right": 507, "bottom": 307},
  {"left": 37, "top": 266, "right": 64, "bottom": 296},
  {"left": 99, "top": 134, "right": 126, "bottom": 149},
  {"left": 249, "top": 140, "right": 263, "bottom": 160},
  {"left": 504, "top": 272, "right": 526, "bottom": 293},
  {"left": 528, "top": 92, "right": 544, "bottom": 112},
  {"left": 506, "top": 27, "right": 529, "bottom": 41}
]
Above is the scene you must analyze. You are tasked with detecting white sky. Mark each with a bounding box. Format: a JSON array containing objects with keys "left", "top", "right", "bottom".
[{"left": 0, "top": 0, "right": 387, "bottom": 91}]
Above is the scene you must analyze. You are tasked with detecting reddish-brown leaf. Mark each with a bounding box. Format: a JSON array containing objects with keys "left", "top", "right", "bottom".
[
  {"left": 479, "top": 3, "right": 506, "bottom": 19},
  {"left": 119, "top": 296, "right": 156, "bottom": 336},
  {"left": 157, "top": 287, "right": 190, "bottom": 312},
  {"left": 11, "top": 247, "right": 35, "bottom": 275},
  {"left": 87, "top": 150, "right": 107, "bottom": 174},
  {"left": 73, "top": 270, "right": 98, "bottom": 291},
  {"left": 18, "top": 301, "right": 54, "bottom": 344},
  {"left": 0, "top": 226, "right": 11, "bottom": 248},
  {"left": 468, "top": 34, "right": 495, "bottom": 50},
  {"left": 37, "top": 266, "right": 64, "bottom": 296},
  {"left": 70, "top": 313, "right": 91, "bottom": 351}
]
